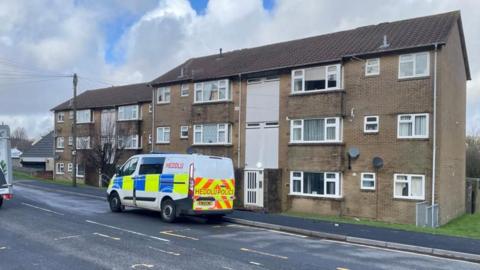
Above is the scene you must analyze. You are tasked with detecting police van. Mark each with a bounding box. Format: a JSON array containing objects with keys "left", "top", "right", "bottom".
[
  {"left": 107, "top": 153, "right": 235, "bottom": 222},
  {"left": 0, "top": 125, "right": 13, "bottom": 209}
]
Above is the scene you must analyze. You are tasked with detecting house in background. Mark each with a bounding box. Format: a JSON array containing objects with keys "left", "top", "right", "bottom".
[
  {"left": 20, "top": 131, "right": 54, "bottom": 178},
  {"left": 11, "top": 147, "right": 22, "bottom": 167}
]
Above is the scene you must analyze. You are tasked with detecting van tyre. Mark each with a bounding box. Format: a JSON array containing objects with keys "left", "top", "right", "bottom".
[
  {"left": 161, "top": 199, "right": 176, "bottom": 223},
  {"left": 0, "top": 197, "right": 3, "bottom": 208},
  {"left": 109, "top": 192, "right": 123, "bottom": 212}
]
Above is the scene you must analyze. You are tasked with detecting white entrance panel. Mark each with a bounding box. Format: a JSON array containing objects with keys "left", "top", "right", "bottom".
[
  {"left": 246, "top": 78, "right": 279, "bottom": 122},
  {"left": 244, "top": 170, "right": 264, "bottom": 207}
]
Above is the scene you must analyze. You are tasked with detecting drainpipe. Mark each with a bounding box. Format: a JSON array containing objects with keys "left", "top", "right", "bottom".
[
  {"left": 237, "top": 74, "right": 242, "bottom": 168},
  {"left": 149, "top": 84, "right": 155, "bottom": 153},
  {"left": 431, "top": 44, "right": 438, "bottom": 228}
]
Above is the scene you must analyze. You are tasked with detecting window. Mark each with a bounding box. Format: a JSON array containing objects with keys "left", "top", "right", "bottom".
[
  {"left": 68, "top": 136, "right": 73, "bottom": 146},
  {"left": 365, "top": 58, "right": 380, "bottom": 76},
  {"left": 361, "top": 173, "right": 376, "bottom": 190},
  {"left": 118, "top": 105, "right": 139, "bottom": 121},
  {"left": 69, "top": 111, "right": 74, "bottom": 119},
  {"left": 139, "top": 157, "right": 165, "bottom": 175},
  {"left": 194, "top": 79, "right": 229, "bottom": 103},
  {"left": 76, "top": 164, "right": 85, "bottom": 178},
  {"left": 56, "top": 163, "right": 64, "bottom": 174},
  {"left": 364, "top": 116, "right": 379, "bottom": 133},
  {"left": 394, "top": 174, "right": 425, "bottom": 200},
  {"left": 57, "top": 112, "right": 65, "bottom": 122},
  {"left": 76, "top": 136, "right": 91, "bottom": 149},
  {"left": 399, "top": 52, "right": 429, "bottom": 79},
  {"left": 193, "top": 124, "right": 231, "bottom": 145},
  {"left": 76, "top": 109, "right": 92, "bottom": 124},
  {"left": 291, "top": 64, "right": 341, "bottom": 93},
  {"left": 118, "top": 135, "right": 140, "bottom": 149},
  {"left": 180, "top": 126, "right": 189, "bottom": 139},
  {"left": 118, "top": 158, "right": 138, "bottom": 177},
  {"left": 67, "top": 163, "right": 73, "bottom": 172},
  {"left": 397, "top": 114, "right": 428, "bottom": 139},
  {"left": 56, "top": 137, "right": 64, "bottom": 149},
  {"left": 181, "top": 84, "right": 189, "bottom": 97},
  {"left": 156, "top": 127, "right": 170, "bottom": 144},
  {"left": 148, "top": 134, "right": 152, "bottom": 145},
  {"left": 290, "top": 171, "right": 341, "bottom": 197},
  {"left": 157, "top": 87, "right": 171, "bottom": 104},
  {"left": 290, "top": 118, "right": 341, "bottom": 143},
  {"left": 148, "top": 104, "right": 152, "bottom": 113}
]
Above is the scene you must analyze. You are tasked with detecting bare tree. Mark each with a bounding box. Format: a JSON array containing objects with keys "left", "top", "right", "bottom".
[
  {"left": 466, "top": 134, "right": 480, "bottom": 178},
  {"left": 10, "top": 127, "right": 33, "bottom": 152}
]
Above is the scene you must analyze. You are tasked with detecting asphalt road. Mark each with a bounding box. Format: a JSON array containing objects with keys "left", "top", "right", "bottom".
[{"left": 0, "top": 180, "right": 479, "bottom": 270}]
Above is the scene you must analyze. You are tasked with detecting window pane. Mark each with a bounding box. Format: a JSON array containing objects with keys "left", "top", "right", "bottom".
[
  {"left": 292, "top": 127, "right": 302, "bottom": 141},
  {"left": 303, "top": 173, "right": 324, "bottom": 195},
  {"left": 415, "top": 53, "right": 428, "bottom": 75},
  {"left": 327, "top": 66, "right": 337, "bottom": 88},
  {"left": 362, "top": 180, "right": 375, "bottom": 188},
  {"left": 203, "top": 124, "right": 217, "bottom": 143},
  {"left": 218, "top": 130, "right": 226, "bottom": 143},
  {"left": 293, "top": 180, "right": 301, "bottom": 193},
  {"left": 326, "top": 126, "right": 336, "bottom": 140},
  {"left": 366, "top": 124, "right": 377, "bottom": 131},
  {"left": 293, "top": 78, "right": 303, "bottom": 92},
  {"left": 305, "top": 67, "right": 326, "bottom": 90},
  {"left": 304, "top": 119, "right": 324, "bottom": 141},
  {"left": 203, "top": 81, "right": 219, "bottom": 101},
  {"left": 415, "top": 115, "right": 427, "bottom": 136},
  {"left": 326, "top": 181, "right": 336, "bottom": 195},
  {"left": 411, "top": 177, "right": 423, "bottom": 197},
  {"left": 400, "top": 61, "right": 414, "bottom": 77},
  {"left": 399, "top": 122, "right": 412, "bottom": 136},
  {"left": 396, "top": 182, "right": 409, "bottom": 197},
  {"left": 194, "top": 130, "right": 201, "bottom": 143},
  {"left": 293, "top": 172, "right": 302, "bottom": 177}
]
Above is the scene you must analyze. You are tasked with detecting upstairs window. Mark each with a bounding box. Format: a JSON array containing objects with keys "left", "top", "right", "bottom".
[
  {"left": 181, "top": 84, "right": 189, "bottom": 97},
  {"left": 364, "top": 116, "right": 379, "bottom": 133},
  {"left": 118, "top": 134, "right": 140, "bottom": 149},
  {"left": 180, "top": 126, "right": 189, "bottom": 139},
  {"left": 394, "top": 174, "right": 425, "bottom": 200},
  {"left": 290, "top": 171, "right": 341, "bottom": 197},
  {"left": 118, "top": 105, "right": 139, "bottom": 121},
  {"left": 399, "top": 52, "right": 429, "bottom": 79},
  {"left": 291, "top": 64, "right": 341, "bottom": 93},
  {"left": 56, "top": 137, "right": 64, "bottom": 149},
  {"left": 57, "top": 112, "right": 65, "bottom": 123},
  {"left": 290, "top": 118, "right": 341, "bottom": 143},
  {"left": 365, "top": 58, "right": 380, "bottom": 76},
  {"left": 76, "top": 109, "right": 92, "bottom": 124},
  {"left": 157, "top": 87, "right": 171, "bottom": 104},
  {"left": 397, "top": 113, "right": 428, "bottom": 139},
  {"left": 194, "top": 79, "right": 229, "bottom": 103},
  {"left": 76, "top": 136, "right": 91, "bottom": 149},
  {"left": 156, "top": 127, "right": 170, "bottom": 144},
  {"left": 193, "top": 124, "right": 231, "bottom": 145},
  {"left": 69, "top": 111, "right": 74, "bottom": 119}
]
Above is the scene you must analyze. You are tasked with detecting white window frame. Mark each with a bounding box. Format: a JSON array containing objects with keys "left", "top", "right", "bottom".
[
  {"left": 56, "top": 137, "right": 64, "bottom": 149},
  {"left": 57, "top": 112, "right": 65, "bottom": 123},
  {"left": 393, "top": 174, "right": 425, "bottom": 200},
  {"left": 193, "top": 123, "right": 232, "bottom": 145},
  {"left": 289, "top": 171, "right": 342, "bottom": 198},
  {"left": 69, "top": 111, "right": 74, "bottom": 119},
  {"left": 181, "top": 84, "right": 189, "bottom": 97},
  {"left": 365, "top": 58, "right": 380, "bottom": 76},
  {"left": 76, "top": 164, "right": 85, "bottom": 178},
  {"left": 148, "top": 134, "right": 152, "bottom": 145},
  {"left": 360, "top": 172, "right": 376, "bottom": 190},
  {"left": 68, "top": 136, "right": 73, "bottom": 146},
  {"left": 156, "top": 127, "right": 170, "bottom": 144},
  {"left": 67, "top": 163, "right": 73, "bottom": 172},
  {"left": 117, "top": 105, "right": 139, "bottom": 121},
  {"left": 398, "top": 52, "right": 430, "bottom": 79},
  {"left": 180, "top": 125, "right": 189, "bottom": 139},
  {"left": 397, "top": 113, "right": 429, "bottom": 139},
  {"left": 148, "top": 104, "right": 152, "bottom": 113},
  {"left": 157, "top": 87, "right": 171, "bottom": 104},
  {"left": 291, "top": 64, "right": 342, "bottom": 93},
  {"left": 194, "top": 79, "right": 230, "bottom": 103},
  {"left": 56, "top": 163, "right": 65, "bottom": 175},
  {"left": 290, "top": 117, "right": 342, "bottom": 143},
  {"left": 364, "top": 116, "right": 379, "bottom": 133},
  {"left": 76, "top": 109, "right": 92, "bottom": 124},
  {"left": 118, "top": 134, "right": 140, "bottom": 150},
  {"left": 76, "top": 136, "right": 91, "bottom": 149}
]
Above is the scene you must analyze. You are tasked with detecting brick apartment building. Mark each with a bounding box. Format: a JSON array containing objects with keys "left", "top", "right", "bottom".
[
  {"left": 52, "top": 83, "right": 152, "bottom": 185},
  {"left": 147, "top": 11, "right": 470, "bottom": 225}
]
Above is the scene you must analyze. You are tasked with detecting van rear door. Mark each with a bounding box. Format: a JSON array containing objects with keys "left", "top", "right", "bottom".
[
  {"left": 0, "top": 125, "right": 12, "bottom": 199},
  {"left": 192, "top": 156, "right": 235, "bottom": 212}
]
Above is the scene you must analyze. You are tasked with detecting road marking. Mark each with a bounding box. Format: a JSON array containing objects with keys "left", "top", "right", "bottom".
[
  {"left": 160, "top": 231, "right": 199, "bottom": 241},
  {"left": 85, "top": 220, "right": 169, "bottom": 242},
  {"left": 21, "top": 202, "right": 64, "bottom": 215},
  {"left": 15, "top": 182, "right": 106, "bottom": 201},
  {"left": 131, "top": 264, "right": 154, "bottom": 269},
  {"left": 54, "top": 235, "right": 82, "bottom": 241},
  {"left": 93, "top": 232, "right": 120, "bottom": 241},
  {"left": 249, "top": 261, "right": 262, "bottom": 266},
  {"left": 148, "top": 246, "right": 180, "bottom": 256},
  {"left": 0, "top": 247, "right": 6, "bottom": 250},
  {"left": 337, "top": 268, "right": 350, "bottom": 270},
  {"left": 221, "top": 267, "right": 234, "bottom": 270},
  {"left": 240, "top": 248, "right": 288, "bottom": 260},
  {"left": 266, "top": 229, "right": 308, "bottom": 238}
]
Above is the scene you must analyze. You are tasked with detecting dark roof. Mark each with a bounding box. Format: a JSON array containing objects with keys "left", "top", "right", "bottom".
[
  {"left": 21, "top": 131, "right": 54, "bottom": 158},
  {"left": 52, "top": 83, "right": 152, "bottom": 111},
  {"left": 152, "top": 11, "right": 470, "bottom": 85}
]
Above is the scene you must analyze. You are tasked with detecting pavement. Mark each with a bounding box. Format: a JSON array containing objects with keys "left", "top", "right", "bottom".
[{"left": 0, "top": 179, "right": 478, "bottom": 269}]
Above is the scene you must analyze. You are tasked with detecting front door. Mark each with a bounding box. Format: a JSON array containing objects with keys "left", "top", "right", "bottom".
[{"left": 244, "top": 170, "right": 264, "bottom": 207}]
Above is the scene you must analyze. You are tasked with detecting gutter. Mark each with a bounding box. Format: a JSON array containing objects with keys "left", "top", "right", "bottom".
[{"left": 431, "top": 44, "right": 438, "bottom": 227}]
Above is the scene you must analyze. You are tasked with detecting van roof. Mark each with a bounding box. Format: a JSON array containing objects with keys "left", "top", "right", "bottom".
[{"left": 130, "top": 153, "right": 230, "bottom": 160}]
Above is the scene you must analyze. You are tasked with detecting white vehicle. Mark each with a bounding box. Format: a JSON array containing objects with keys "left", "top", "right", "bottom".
[
  {"left": 0, "top": 125, "right": 13, "bottom": 208},
  {"left": 107, "top": 153, "right": 235, "bottom": 222}
]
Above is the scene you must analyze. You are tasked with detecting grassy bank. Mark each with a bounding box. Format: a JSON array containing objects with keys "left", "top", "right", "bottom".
[
  {"left": 13, "top": 170, "right": 90, "bottom": 188},
  {"left": 283, "top": 211, "right": 480, "bottom": 239}
]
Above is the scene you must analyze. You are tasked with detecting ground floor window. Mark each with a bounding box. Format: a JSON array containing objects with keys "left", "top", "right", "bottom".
[
  {"left": 290, "top": 171, "right": 341, "bottom": 197},
  {"left": 394, "top": 174, "right": 425, "bottom": 200},
  {"left": 56, "top": 163, "right": 64, "bottom": 174},
  {"left": 361, "top": 173, "right": 376, "bottom": 190}
]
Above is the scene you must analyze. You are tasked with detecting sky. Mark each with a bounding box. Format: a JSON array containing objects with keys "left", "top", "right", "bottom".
[{"left": 0, "top": 0, "right": 479, "bottom": 139}]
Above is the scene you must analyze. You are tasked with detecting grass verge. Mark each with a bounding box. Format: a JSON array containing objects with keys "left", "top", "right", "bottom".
[
  {"left": 13, "top": 170, "right": 91, "bottom": 188},
  {"left": 283, "top": 211, "right": 480, "bottom": 239}
]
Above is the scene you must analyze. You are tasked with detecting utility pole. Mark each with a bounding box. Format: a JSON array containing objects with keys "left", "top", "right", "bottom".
[{"left": 72, "top": 73, "right": 78, "bottom": 187}]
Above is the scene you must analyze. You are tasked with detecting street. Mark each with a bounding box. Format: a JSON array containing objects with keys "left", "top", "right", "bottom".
[{"left": 0, "top": 180, "right": 478, "bottom": 270}]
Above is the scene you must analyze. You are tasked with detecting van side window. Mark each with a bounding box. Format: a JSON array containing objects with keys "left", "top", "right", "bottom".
[
  {"left": 139, "top": 157, "right": 165, "bottom": 175},
  {"left": 119, "top": 158, "right": 138, "bottom": 176}
]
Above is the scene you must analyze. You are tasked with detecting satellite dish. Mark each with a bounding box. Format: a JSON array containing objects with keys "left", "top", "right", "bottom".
[
  {"left": 186, "top": 147, "right": 197, "bottom": 155},
  {"left": 347, "top": 148, "right": 360, "bottom": 159},
  {"left": 373, "top": 157, "right": 384, "bottom": 169}
]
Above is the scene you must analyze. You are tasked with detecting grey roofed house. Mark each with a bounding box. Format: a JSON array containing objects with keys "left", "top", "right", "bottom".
[
  {"left": 20, "top": 131, "right": 54, "bottom": 171},
  {"left": 151, "top": 10, "right": 469, "bottom": 86}
]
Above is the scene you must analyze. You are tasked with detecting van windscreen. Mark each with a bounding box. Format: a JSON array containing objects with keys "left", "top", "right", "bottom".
[{"left": 139, "top": 157, "right": 165, "bottom": 175}]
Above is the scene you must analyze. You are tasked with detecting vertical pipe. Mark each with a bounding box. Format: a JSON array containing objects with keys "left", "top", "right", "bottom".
[
  {"left": 431, "top": 44, "right": 438, "bottom": 227},
  {"left": 237, "top": 74, "right": 242, "bottom": 168},
  {"left": 151, "top": 84, "right": 155, "bottom": 153}
]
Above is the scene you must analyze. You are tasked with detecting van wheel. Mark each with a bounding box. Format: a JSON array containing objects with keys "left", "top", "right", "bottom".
[
  {"left": 0, "top": 197, "right": 3, "bottom": 208},
  {"left": 109, "top": 192, "right": 123, "bottom": 212},
  {"left": 161, "top": 199, "right": 176, "bottom": 223}
]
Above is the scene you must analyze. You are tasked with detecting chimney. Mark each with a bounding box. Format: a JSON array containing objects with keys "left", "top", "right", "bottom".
[
  {"left": 379, "top": 35, "right": 390, "bottom": 49},
  {"left": 180, "top": 67, "right": 184, "bottom": 77},
  {"left": 219, "top": 48, "right": 223, "bottom": 57}
]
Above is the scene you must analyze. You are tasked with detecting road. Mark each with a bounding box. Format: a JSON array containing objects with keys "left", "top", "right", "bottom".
[{"left": 0, "top": 180, "right": 479, "bottom": 270}]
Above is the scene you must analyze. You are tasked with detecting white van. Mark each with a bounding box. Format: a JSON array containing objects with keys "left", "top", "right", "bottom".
[
  {"left": 107, "top": 153, "right": 235, "bottom": 222},
  {"left": 0, "top": 125, "right": 13, "bottom": 208}
]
